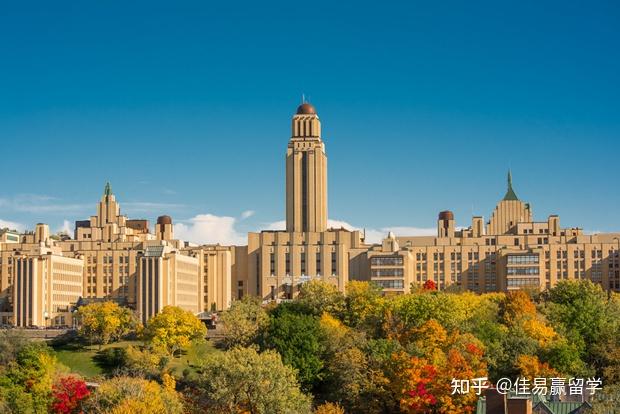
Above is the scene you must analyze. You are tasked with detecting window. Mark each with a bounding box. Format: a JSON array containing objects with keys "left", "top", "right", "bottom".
[
  {"left": 507, "top": 267, "right": 539, "bottom": 275},
  {"left": 316, "top": 253, "right": 321, "bottom": 274},
  {"left": 507, "top": 278, "right": 540, "bottom": 288},
  {"left": 269, "top": 253, "right": 275, "bottom": 275},
  {"left": 374, "top": 279, "right": 405, "bottom": 289},
  {"left": 371, "top": 256, "right": 404, "bottom": 266},
  {"left": 507, "top": 255, "right": 539, "bottom": 265},
  {"left": 285, "top": 252, "right": 290, "bottom": 275},
  {"left": 371, "top": 268, "right": 404, "bottom": 277}
]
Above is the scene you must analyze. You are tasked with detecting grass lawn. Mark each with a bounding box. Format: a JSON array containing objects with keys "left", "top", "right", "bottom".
[
  {"left": 169, "top": 340, "right": 219, "bottom": 377},
  {"left": 53, "top": 340, "right": 142, "bottom": 379},
  {"left": 53, "top": 339, "right": 219, "bottom": 380}
]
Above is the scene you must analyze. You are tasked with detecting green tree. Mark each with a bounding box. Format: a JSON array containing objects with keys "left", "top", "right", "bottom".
[
  {"left": 143, "top": 306, "right": 206, "bottom": 356},
  {"left": 194, "top": 347, "right": 312, "bottom": 414},
  {"left": 261, "top": 310, "right": 324, "bottom": 391},
  {"left": 76, "top": 302, "right": 137, "bottom": 347},
  {"left": 543, "top": 280, "right": 618, "bottom": 350},
  {"left": 0, "top": 342, "right": 67, "bottom": 414},
  {"left": 297, "top": 279, "right": 345, "bottom": 316},
  {"left": 220, "top": 296, "right": 269, "bottom": 349}
]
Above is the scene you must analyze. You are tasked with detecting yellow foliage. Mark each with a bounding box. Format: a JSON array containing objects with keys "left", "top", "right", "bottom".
[
  {"left": 90, "top": 376, "right": 183, "bottom": 414},
  {"left": 162, "top": 372, "right": 176, "bottom": 391},
  {"left": 516, "top": 355, "right": 559, "bottom": 381},
  {"left": 314, "top": 402, "right": 345, "bottom": 414},
  {"left": 521, "top": 318, "right": 557, "bottom": 347},
  {"left": 144, "top": 306, "right": 207, "bottom": 356},
  {"left": 77, "top": 301, "right": 137, "bottom": 345}
]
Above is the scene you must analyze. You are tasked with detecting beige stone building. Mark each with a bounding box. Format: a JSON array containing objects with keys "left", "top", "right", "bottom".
[
  {"left": 0, "top": 229, "right": 84, "bottom": 327},
  {"left": 2, "top": 101, "right": 619, "bottom": 327},
  {"left": 247, "top": 102, "right": 370, "bottom": 303},
  {"left": 0, "top": 185, "right": 234, "bottom": 327},
  {"left": 366, "top": 172, "right": 620, "bottom": 295}
]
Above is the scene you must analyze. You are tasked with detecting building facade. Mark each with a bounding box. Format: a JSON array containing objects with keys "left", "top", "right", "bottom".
[
  {"left": 1, "top": 101, "right": 619, "bottom": 327},
  {"left": 366, "top": 172, "right": 620, "bottom": 295}
]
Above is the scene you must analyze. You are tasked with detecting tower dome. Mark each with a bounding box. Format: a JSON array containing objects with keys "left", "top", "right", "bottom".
[
  {"left": 157, "top": 215, "right": 172, "bottom": 225},
  {"left": 296, "top": 102, "right": 316, "bottom": 115}
]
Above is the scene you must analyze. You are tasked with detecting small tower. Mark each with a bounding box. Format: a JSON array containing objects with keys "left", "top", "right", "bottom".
[
  {"left": 487, "top": 170, "right": 532, "bottom": 235},
  {"left": 156, "top": 215, "right": 174, "bottom": 241},
  {"left": 34, "top": 223, "right": 50, "bottom": 244},
  {"left": 437, "top": 211, "right": 455, "bottom": 238}
]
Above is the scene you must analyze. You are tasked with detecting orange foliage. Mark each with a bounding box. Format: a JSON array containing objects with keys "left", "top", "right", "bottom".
[
  {"left": 516, "top": 355, "right": 559, "bottom": 381},
  {"left": 396, "top": 320, "right": 487, "bottom": 413},
  {"left": 501, "top": 290, "right": 536, "bottom": 325}
]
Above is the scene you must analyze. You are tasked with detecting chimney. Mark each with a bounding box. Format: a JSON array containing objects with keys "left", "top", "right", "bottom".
[
  {"left": 507, "top": 398, "right": 532, "bottom": 414},
  {"left": 485, "top": 388, "right": 507, "bottom": 414}
]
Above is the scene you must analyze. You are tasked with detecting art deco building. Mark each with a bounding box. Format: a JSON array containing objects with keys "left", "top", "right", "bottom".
[
  {"left": 1, "top": 101, "right": 619, "bottom": 327},
  {"left": 366, "top": 172, "right": 620, "bottom": 295},
  {"left": 247, "top": 102, "right": 370, "bottom": 303},
  {"left": 0, "top": 185, "right": 235, "bottom": 327}
]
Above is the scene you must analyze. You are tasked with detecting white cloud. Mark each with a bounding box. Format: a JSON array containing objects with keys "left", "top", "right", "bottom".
[
  {"left": 0, "top": 194, "right": 90, "bottom": 214},
  {"left": 240, "top": 210, "right": 255, "bottom": 220},
  {"left": 263, "top": 220, "right": 286, "bottom": 230},
  {"left": 0, "top": 219, "right": 24, "bottom": 232},
  {"left": 57, "top": 220, "right": 73, "bottom": 235},
  {"left": 174, "top": 214, "right": 246, "bottom": 245}
]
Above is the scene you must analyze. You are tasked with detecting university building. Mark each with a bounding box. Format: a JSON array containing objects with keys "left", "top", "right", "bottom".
[{"left": 1, "top": 102, "right": 619, "bottom": 327}]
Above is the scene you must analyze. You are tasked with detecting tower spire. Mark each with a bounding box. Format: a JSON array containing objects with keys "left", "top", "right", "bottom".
[
  {"left": 503, "top": 170, "right": 518, "bottom": 201},
  {"left": 104, "top": 182, "right": 112, "bottom": 199}
]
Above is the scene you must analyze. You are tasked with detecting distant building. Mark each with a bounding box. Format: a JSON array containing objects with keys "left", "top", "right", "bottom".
[
  {"left": 477, "top": 388, "right": 592, "bottom": 414},
  {"left": 1, "top": 102, "right": 619, "bottom": 327},
  {"left": 365, "top": 170, "right": 620, "bottom": 295}
]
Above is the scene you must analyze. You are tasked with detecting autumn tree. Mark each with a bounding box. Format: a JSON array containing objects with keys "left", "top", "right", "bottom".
[
  {"left": 297, "top": 279, "right": 345, "bottom": 316},
  {"left": 0, "top": 341, "right": 67, "bottom": 414},
  {"left": 499, "top": 290, "right": 536, "bottom": 325},
  {"left": 515, "top": 355, "right": 559, "bottom": 382},
  {"left": 49, "top": 375, "right": 90, "bottom": 414},
  {"left": 83, "top": 376, "right": 183, "bottom": 414},
  {"left": 314, "top": 402, "right": 345, "bottom": 414},
  {"left": 76, "top": 301, "right": 137, "bottom": 347},
  {"left": 396, "top": 320, "right": 488, "bottom": 413},
  {"left": 194, "top": 347, "right": 312, "bottom": 414},
  {"left": 220, "top": 296, "right": 269, "bottom": 349},
  {"left": 143, "top": 306, "right": 207, "bottom": 356},
  {"left": 423, "top": 280, "right": 436, "bottom": 291},
  {"left": 343, "top": 281, "right": 384, "bottom": 332}
]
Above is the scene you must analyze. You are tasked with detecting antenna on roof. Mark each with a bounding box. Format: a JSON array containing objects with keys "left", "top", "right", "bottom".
[{"left": 302, "top": 93, "right": 306, "bottom": 104}]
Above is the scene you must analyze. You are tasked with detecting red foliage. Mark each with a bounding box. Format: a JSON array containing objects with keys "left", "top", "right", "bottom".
[
  {"left": 403, "top": 363, "right": 438, "bottom": 410},
  {"left": 423, "top": 280, "right": 437, "bottom": 291},
  {"left": 50, "top": 376, "right": 90, "bottom": 414}
]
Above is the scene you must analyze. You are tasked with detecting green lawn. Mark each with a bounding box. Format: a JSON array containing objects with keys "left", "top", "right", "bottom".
[{"left": 53, "top": 339, "right": 218, "bottom": 379}]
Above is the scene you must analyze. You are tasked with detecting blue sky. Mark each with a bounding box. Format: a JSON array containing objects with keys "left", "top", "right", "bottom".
[{"left": 1, "top": 1, "right": 619, "bottom": 244}]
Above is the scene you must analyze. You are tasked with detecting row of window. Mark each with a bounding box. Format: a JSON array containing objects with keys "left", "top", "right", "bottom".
[
  {"left": 370, "top": 257, "right": 404, "bottom": 266},
  {"left": 271, "top": 252, "right": 337, "bottom": 275},
  {"left": 507, "top": 255, "right": 539, "bottom": 265},
  {"left": 507, "top": 278, "right": 540, "bottom": 287},
  {"left": 507, "top": 267, "right": 540, "bottom": 275},
  {"left": 374, "top": 279, "right": 405, "bottom": 289},
  {"left": 371, "top": 268, "right": 404, "bottom": 277}
]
